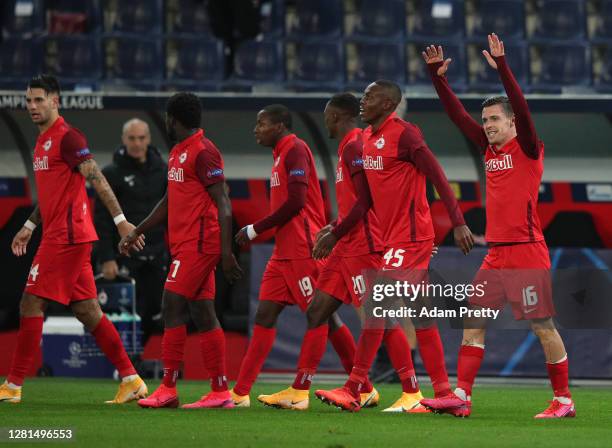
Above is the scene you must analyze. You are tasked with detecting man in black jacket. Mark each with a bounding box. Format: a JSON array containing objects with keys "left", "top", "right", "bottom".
[{"left": 94, "top": 118, "right": 168, "bottom": 344}]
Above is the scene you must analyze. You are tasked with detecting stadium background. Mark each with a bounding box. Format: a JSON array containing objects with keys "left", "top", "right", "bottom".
[{"left": 0, "top": 0, "right": 611, "bottom": 383}]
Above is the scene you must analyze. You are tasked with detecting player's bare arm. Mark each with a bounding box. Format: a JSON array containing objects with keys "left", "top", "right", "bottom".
[
  {"left": 11, "top": 206, "right": 41, "bottom": 257},
  {"left": 78, "top": 158, "right": 145, "bottom": 250},
  {"left": 208, "top": 181, "right": 243, "bottom": 283},
  {"left": 483, "top": 33, "right": 539, "bottom": 157},
  {"left": 118, "top": 192, "right": 167, "bottom": 256}
]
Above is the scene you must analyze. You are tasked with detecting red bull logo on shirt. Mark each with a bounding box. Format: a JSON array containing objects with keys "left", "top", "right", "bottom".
[
  {"left": 168, "top": 167, "right": 184, "bottom": 182},
  {"left": 485, "top": 154, "right": 513, "bottom": 172},
  {"left": 33, "top": 156, "right": 49, "bottom": 171},
  {"left": 363, "top": 155, "right": 384, "bottom": 170}
]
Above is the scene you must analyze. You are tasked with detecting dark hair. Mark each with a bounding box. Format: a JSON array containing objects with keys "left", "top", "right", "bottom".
[
  {"left": 328, "top": 92, "right": 360, "bottom": 117},
  {"left": 27, "top": 74, "right": 61, "bottom": 95},
  {"left": 262, "top": 104, "right": 292, "bottom": 130},
  {"left": 481, "top": 96, "right": 513, "bottom": 117},
  {"left": 166, "top": 92, "right": 202, "bottom": 129},
  {"left": 373, "top": 79, "right": 402, "bottom": 104}
]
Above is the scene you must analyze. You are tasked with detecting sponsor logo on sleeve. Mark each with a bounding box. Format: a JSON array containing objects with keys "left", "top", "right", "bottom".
[
  {"left": 207, "top": 168, "right": 223, "bottom": 178},
  {"left": 289, "top": 169, "right": 305, "bottom": 176},
  {"left": 352, "top": 158, "right": 364, "bottom": 167},
  {"left": 76, "top": 148, "right": 90, "bottom": 157}
]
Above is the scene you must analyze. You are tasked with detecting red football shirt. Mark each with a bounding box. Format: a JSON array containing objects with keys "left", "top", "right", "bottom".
[
  {"left": 484, "top": 138, "right": 544, "bottom": 242},
  {"left": 268, "top": 134, "right": 326, "bottom": 260},
  {"left": 33, "top": 116, "right": 97, "bottom": 244},
  {"left": 362, "top": 113, "right": 434, "bottom": 246},
  {"left": 334, "top": 128, "right": 383, "bottom": 256},
  {"left": 167, "top": 129, "right": 225, "bottom": 256}
]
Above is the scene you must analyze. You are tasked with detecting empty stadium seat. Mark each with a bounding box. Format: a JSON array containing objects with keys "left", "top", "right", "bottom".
[
  {"left": 0, "top": 38, "right": 42, "bottom": 89},
  {"left": 471, "top": 0, "right": 525, "bottom": 40},
  {"left": 406, "top": 40, "right": 467, "bottom": 90},
  {"left": 166, "top": 37, "right": 225, "bottom": 91},
  {"left": 104, "top": 36, "right": 163, "bottom": 88},
  {"left": 46, "top": 0, "right": 102, "bottom": 34},
  {"left": 408, "top": 0, "right": 465, "bottom": 39},
  {"left": 346, "top": 40, "right": 405, "bottom": 91},
  {"left": 594, "top": 44, "right": 612, "bottom": 92},
  {"left": 593, "top": 0, "right": 612, "bottom": 41},
  {"left": 288, "top": 0, "right": 343, "bottom": 38},
  {"left": 532, "top": 0, "right": 586, "bottom": 40},
  {"left": 111, "top": 0, "right": 163, "bottom": 34},
  {"left": 231, "top": 39, "right": 285, "bottom": 85},
  {"left": 170, "top": 0, "right": 212, "bottom": 35},
  {"left": 1, "top": 0, "right": 44, "bottom": 37},
  {"left": 43, "top": 35, "right": 102, "bottom": 90},
  {"left": 468, "top": 40, "right": 528, "bottom": 92},
  {"left": 259, "top": 0, "right": 285, "bottom": 37},
  {"left": 530, "top": 42, "right": 591, "bottom": 92},
  {"left": 287, "top": 40, "right": 344, "bottom": 91},
  {"left": 352, "top": 0, "right": 406, "bottom": 39}
]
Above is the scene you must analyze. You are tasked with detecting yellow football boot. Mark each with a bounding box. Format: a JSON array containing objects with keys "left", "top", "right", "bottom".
[
  {"left": 105, "top": 376, "right": 148, "bottom": 404},
  {"left": 257, "top": 386, "right": 309, "bottom": 410},
  {"left": 360, "top": 387, "right": 380, "bottom": 408},
  {"left": 0, "top": 382, "right": 21, "bottom": 404},
  {"left": 382, "top": 391, "right": 430, "bottom": 413},
  {"left": 230, "top": 388, "right": 251, "bottom": 408}
]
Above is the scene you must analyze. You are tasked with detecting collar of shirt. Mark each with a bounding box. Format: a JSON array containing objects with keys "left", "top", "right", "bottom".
[
  {"left": 37, "top": 116, "right": 65, "bottom": 143},
  {"left": 273, "top": 133, "right": 296, "bottom": 158},
  {"left": 489, "top": 135, "right": 517, "bottom": 155},
  {"left": 338, "top": 128, "right": 362, "bottom": 155},
  {"left": 172, "top": 128, "right": 204, "bottom": 154},
  {"left": 369, "top": 112, "right": 398, "bottom": 137}
]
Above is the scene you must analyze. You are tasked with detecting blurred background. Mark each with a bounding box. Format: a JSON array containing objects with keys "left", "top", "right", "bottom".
[{"left": 0, "top": 0, "right": 610, "bottom": 383}]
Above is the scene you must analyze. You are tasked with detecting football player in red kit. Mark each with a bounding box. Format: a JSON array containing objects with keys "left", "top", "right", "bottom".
[
  {"left": 258, "top": 93, "right": 430, "bottom": 412},
  {"left": 420, "top": 34, "right": 574, "bottom": 418},
  {"left": 120, "top": 93, "right": 242, "bottom": 409},
  {"left": 230, "top": 105, "right": 361, "bottom": 408},
  {"left": 1, "top": 75, "right": 147, "bottom": 404},
  {"left": 316, "top": 81, "right": 474, "bottom": 412}
]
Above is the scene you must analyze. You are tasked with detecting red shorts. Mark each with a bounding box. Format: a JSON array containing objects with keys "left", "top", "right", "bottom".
[
  {"left": 469, "top": 241, "right": 554, "bottom": 320},
  {"left": 379, "top": 240, "right": 433, "bottom": 282},
  {"left": 259, "top": 258, "right": 321, "bottom": 312},
  {"left": 164, "top": 252, "right": 219, "bottom": 300},
  {"left": 317, "top": 253, "right": 381, "bottom": 307},
  {"left": 25, "top": 242, "right": 96, "bottom": 305}
]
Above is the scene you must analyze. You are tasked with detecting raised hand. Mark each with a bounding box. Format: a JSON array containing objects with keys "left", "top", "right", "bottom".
[
  {"left": 482, "top": 33, "right": 505, "bottom": 70},
  {"left": 422, "top": 45, "right": 452, "bottom": 76},
  {"left": 11, "top": 227, "right": 33, "bottom": 256}
]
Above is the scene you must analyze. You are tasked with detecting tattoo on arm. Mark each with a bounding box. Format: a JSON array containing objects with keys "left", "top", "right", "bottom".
[
  {"left": 78, "top": 159, "right": 123, "bottom": 218},
  {"left": 28, "top": 206, "right": 41, "bottom": 225}
]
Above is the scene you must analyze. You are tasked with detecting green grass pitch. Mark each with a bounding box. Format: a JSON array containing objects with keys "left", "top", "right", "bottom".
[{"left": 1, "top": 378, "right": 610, "bottom": 448}]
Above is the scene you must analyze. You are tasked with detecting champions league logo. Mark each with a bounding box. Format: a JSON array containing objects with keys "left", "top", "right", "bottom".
[{"left": 375, "top": 136, "right": 385, "bottom": 149}]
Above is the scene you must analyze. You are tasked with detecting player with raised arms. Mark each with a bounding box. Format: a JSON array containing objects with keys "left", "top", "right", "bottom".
[{"left": 420, "top": 34, "right": 575, "bottom": 418}]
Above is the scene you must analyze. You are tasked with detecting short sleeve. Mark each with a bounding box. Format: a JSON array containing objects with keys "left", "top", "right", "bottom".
[
  {"left": 342, "top": 140, "right": 364, "bottom": 177},
  {"left": 195, "top": 145, "right": 225, "bottom": 187},
  {"left": 60, "top": 128, "right": 92, "bottom": 169},
  {"left": 396, "top": 124, "right": 427, "bottom": 163},
  {"left": 284, "top": 143, "right": 310, "bottom": 185}
]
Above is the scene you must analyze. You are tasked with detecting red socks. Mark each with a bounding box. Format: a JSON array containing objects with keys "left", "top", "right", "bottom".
[
  {"left": 415, "top": 326, "right": 451, "bottom": 397},
  {"left": 456, "top": 345, "right": 485, "bottom": 398},
  {"left": 384, "top": 326, "right": 419, "bottom": 394},
  {"left": 7, "top": 316, "right": 44, "bottom": 386},
  {"left": 328, "top": 325, "right": 355, "bottom": 375},
  {"left": 292, "top": 324, "right": 328, "bottom": 390},
  {"left": 547, "top": 357, "right": 571, "bottom": 399},
  {"left": 233, "top": 325, "right": 276, "bottom": 396},
  {"left": 162, "top": 325, "right": 186, "bottom": 388},
  {"left": 345, "top": 328, "right": 384, "bottom": 398},
  {"left": 200, "top": 328, "right": 228, "bottom": 392},
  {"left": 92, "top": 315, "right": 137, "bottom": 379}
]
